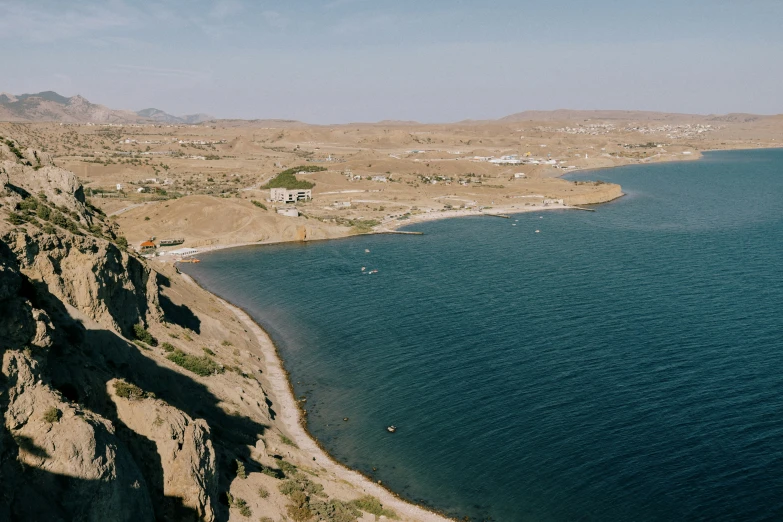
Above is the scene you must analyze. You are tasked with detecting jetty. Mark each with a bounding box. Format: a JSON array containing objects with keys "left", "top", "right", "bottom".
[
  {"left": 483, "top": 213, "right": 511, "bottom": 219},
  {"left": 570, "top": 206, "right": 596, "bottom": 212},
  {"left": 379, "top": 230, "right": 424, "bottom": 235}
]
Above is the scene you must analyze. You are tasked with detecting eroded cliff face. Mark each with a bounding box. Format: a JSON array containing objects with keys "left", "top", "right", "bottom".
[
  {"left": 6, "top": 230, "right": 160, "bottom": 337},
  {"left": 0, "top": 157, "right": 219, "bottom": 521}
]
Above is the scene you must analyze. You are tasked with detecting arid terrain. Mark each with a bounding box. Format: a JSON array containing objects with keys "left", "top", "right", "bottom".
[
  {"left": 4, "top": 105, "right": 781, "bottom": 256},
  {"left": 1, "top": 106, "right": 781, "bottom": 521}
]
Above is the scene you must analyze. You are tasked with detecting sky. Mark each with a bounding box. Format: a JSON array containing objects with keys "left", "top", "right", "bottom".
[{"left": 2, "top": 0, "right": 782, "bottom": 123}]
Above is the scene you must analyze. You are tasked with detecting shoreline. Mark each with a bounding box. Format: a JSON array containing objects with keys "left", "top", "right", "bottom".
[
  {"left": 178, "top": 272, "right": 452, "bottom": 521},
  {"left": 160, "top": 202, "right": 613, "bottom": 262}
]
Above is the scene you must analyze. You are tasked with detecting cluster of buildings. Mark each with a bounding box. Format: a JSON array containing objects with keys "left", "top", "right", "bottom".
[
  {"left": 624, "top": 123, "right": 718, "bottom": 139},
  {"left": 552, "top": 123, "right": 616, "bottom": 135}
]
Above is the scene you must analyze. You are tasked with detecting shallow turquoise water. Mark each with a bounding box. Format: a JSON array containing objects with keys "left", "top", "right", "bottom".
[{"left": 182, "top": 149, "right": 783, "bottom": 521}]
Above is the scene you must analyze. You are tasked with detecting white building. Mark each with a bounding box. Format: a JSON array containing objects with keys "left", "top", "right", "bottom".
[
  {"left": 371, "top": 176, "right": 388, "bottom": 182},
  {"left": 277, "top": 207, "right": 299, "bottom": 217},
  {"left": 270, "top": 187, "right": 312, "bottom": 203},
  {"left": 167, "top": 247, "right": 198, "bottom": 257},
  {"left": 116, "top": 183, "right": 123, "bottom": 191}
]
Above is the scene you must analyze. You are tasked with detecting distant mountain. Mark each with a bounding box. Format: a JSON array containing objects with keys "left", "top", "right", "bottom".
[
  {"left": 0, "top": 91, "right": 213, "bottom": 124},
  {"left": 135, "top": 108, "right": 213, "bottom": 124}
]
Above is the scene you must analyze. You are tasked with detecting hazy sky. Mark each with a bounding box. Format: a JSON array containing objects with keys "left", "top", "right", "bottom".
[{"left": 2, "top": 0, "right": 782, "bottom": 123}]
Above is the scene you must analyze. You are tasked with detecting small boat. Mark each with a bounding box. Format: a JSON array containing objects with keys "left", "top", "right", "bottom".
[
  {"left": 535, "top": 230, "right": 540, "bottom": 233},
  {"left": 361, "top": 267, "right": 366, "bottom": 271},
  {"left": 387, "top": 426, "right": 397, "bottom": 433},
  {"left": 369, "top": 269, "right": 378, "bottom": 274},
  {"left": 365, "top": 249, "right": 370, "bottom": 253}
]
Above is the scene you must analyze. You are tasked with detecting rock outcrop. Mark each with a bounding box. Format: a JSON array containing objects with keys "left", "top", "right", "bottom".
[
  {"left": 109, "top": 380, "right": 218, "bottom": 521},
  {"left": 1, "top": 351, "right": 155, "bottom": 522},
  {"left": 6, "top": 230, "right": 159, "bottom": 337},
  {"left": 0, "top": 151, "right": 218, "bottom": 521}
]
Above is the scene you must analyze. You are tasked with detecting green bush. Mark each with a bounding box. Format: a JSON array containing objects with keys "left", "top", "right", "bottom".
[
  {"left": 278, "top": 459, "right": 298, "bottom": 476},
  {"left": 236, "top": 459, "right": 247, "bottom": 479},
  {"left": 113, "top": 380, "right": 148, "bottom": 400},
  {"left": 4, "top": 139, "right": 24, "bottom": 160},
  {"left": 280, "top": 434, "right": 298, "bottom": 448},
  {"left": 50, "top": 211, "right": 68, "bottom": 228},
  {"left": 133, "top": 323, "right": 158, "bottom": 346},
  {"left": 311, "top": 499, "right": 361, "bottom": 522},
  {"left": 350, "top": 496, "right": 397, "bottom": 519},
  {"left": 257, "top": 486, "right": 269, "bottom": 498},
  {"left": 161, "top": 342, "right": 175, "bottom": 352},
  {"left": 202, "top": 347, "right": 215, "bottom": 356},
  {"left": 36, "top": 204, "right": 51, "bottom": 220},
  {"left": 251, "top": 200, "right": 267, "bottom": 210},
  {"left": 116, "top": 236, "right": 128, "bottom": 249},
  {"left": 260, "top": 465, "right": 283, "bottom": 479},
  {"left": 262, "top": 166, "right": 322, "bottom": 190},
  {"left": 43, "top": 406, "right": 62, "bottom": 423},
  {"left": 227, "top": 494, "right": 252, "bottom": 517},
  {"left": 7, "top": 212, "right": 28, "bottom": 225},
  {"left": 17, "top": 197, "right": 38, "bottom": 212},
  {"left": 166, "top": 349, "right": 223, "bottom": 377}
]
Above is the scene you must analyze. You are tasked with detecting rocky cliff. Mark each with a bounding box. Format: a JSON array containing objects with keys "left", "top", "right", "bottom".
[{"left": 0, "top": 152, "right": 219, "bottom": 520}]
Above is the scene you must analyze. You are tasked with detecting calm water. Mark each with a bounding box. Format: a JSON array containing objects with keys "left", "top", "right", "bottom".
[{"left": 182, "top": 150, "right": 783, "bottom": 521}]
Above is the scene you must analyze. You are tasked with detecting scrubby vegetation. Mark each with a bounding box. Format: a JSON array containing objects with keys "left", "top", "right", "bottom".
[
  {"left": 348, "top": 219, "right": 380, "bottom": 233},
  {"left": 113, "top": 380, "right": 151, "bottom": 400},
  {"left": 133, "top": 323, "right": 158, "bottom": 346},
  {"left": 166, "top": 349, "right": 224, "bottom": 376},
  {"left": 251, "top": 200, "right": 267, "bottom": 210},
  {"left": 161, "top": 342, "right": 175, "bottom": 352},
  {"left": 280, "top": 434, "right": 298, "bottom": 448},
  {"left": 3, "top": 138, "right": 25, "bottom": 160},
  {"left": 43, "top": 406, "right": 62, "bottom": 423},
  {"left": 276, "top": 463, "right": 396, "bottom": 522},
  {"left": 6, "top": 195, "right": 83, "bottom": 234},
  {"left": 350, "top": 496, "right": 398, "bottom": 519},
  {"left": 262, "top": 166, "right": 323, "bottom": 190},
  {"left": 227, "top": 493, "right": 252, "bottom": 517},
  {"left": 235, "top": 459, "right": 247, "bottom": 479}
]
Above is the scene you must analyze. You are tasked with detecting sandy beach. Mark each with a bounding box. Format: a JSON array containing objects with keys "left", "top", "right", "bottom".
[{"left": 179, "top": 273, "right": 451, "bottom": 521}]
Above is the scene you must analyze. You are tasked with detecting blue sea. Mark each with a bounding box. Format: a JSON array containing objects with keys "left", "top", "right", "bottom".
[{"left": 182, "top": 149, "right": 783, "bottom": 521}]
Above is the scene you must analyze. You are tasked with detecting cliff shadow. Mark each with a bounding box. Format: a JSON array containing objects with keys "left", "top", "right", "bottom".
[
  {"left": 24, "top": 280, "right": 267, "bottom": 522},
  {"left": 159, "top": 294, "right": 201, "bottom": 334},
  {"left": 156, "top": 273, "right": 201, "bottom": 334}
]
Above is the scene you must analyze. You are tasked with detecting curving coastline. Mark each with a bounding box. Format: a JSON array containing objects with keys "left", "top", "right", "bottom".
[{"left": 178, "top": 272, "right": 452, "bottom": 522}]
